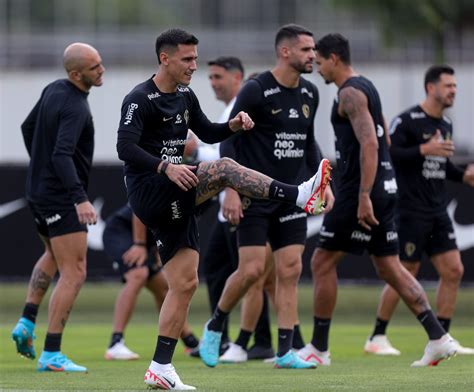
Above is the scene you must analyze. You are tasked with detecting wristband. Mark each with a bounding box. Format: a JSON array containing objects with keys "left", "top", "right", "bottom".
[
  {"left": 134, "top": 242, "right": 147, "bottom": 247},
  {"left": 160, "top": 161, "right": 170, "bottom": 175}
]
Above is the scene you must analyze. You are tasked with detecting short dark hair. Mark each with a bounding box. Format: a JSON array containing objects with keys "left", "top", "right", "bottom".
[
  {"left": 155, "top": 28, "right": 199, "bottom": 64},
  {"left": 275, "top": 24, "right": 313, "bottom": 49},
  {"left": 208, "top": 56, "right": 244, "bottom": 76},
  {"left": 424, "top": 65, "right": 455, "bottom": 93},
  {"left": 315, "top": 33, "right": 351, "bottom": 65}
]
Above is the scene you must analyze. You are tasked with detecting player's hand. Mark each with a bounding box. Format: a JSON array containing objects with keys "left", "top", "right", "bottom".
[
  {"left": 122, "top": 244, "right": 148, "bottom": 266},
  {"left": 357, "top": 193, "right": 379, "bottom": 230},
  {"left": 165, "top": 163, "right": 198, "bottom": 191},
  {"left": 229, "top": 111, "right": 254, "bottom": 132},
  {"left": 75, "top": 200, "right": 97, "bottom": 225},
  {"left": 463, "top": 163, "right": 474, "bottom": 187},
  {"left": 420, "top": 129, "right": 455, "bottom": 157},
  {"left": 322, "top": 185, "right": 335, "bottom": 214},
  {"left": 222, "top": 187, "right": 243, "bottom": 225}
]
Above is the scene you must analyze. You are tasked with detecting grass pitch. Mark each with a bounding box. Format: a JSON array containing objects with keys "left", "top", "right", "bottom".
[{"left": 0, "top": 282, "right": 473, "bottom": 391}]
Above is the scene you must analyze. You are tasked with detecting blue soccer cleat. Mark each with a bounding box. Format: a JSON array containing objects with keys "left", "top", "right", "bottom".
[
  {"left": 199, "top": 321, "right": 222, "bottom": 368},
  {"left": 37, "top": 351, "right": 87, "bottom": 372},
  {"left": 274, "top": 350, "right": 317, "bottom": 369},
  {"left": 12, "top": 317, "right": 36, "bottom": 359}
]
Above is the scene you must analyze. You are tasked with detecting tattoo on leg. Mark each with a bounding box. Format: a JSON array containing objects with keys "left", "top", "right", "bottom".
[
  {"left": 30, "top": 268, "right": 52, "bottom": 293},
  {"left": 196, "top": 158, "right": 272, "bottom": 204},
  {"left": 60, "top": 309, "right": 72, "bottom": 328},
  {"left": 408, "top": 283, "right": 429, "bottom": 312}
]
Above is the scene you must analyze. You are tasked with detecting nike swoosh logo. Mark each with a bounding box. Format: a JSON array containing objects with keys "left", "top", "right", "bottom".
[
  {"left": 447, "top": 199, "right": 474, "bottom": 251},
  {"left": 163, "top": 116, "right": 173, "bottom": 122},
  {"left": 0, "top": 198, "right": 27, "bottom": 219},
  {"left": 271, "top": 108, "right": 282, "bottom": 115},
  {"left": 163, "top": 376, "right": 176, "bottom": 388}
]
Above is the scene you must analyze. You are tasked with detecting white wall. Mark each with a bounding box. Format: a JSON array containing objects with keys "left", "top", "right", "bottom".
[{"left": 1, "top": 65, "right": 473, "bottom": 163}]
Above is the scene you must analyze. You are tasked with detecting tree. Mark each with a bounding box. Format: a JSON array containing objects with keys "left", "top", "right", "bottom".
[{"left": 331, "top": 0, "right": 474, "bottom": 62}]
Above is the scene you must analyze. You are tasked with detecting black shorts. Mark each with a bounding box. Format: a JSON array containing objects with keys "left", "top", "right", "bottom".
[
  {"left": 28, "top": 202, "right": 87, "bottom": 238},
  {"left": 398, "top": 211, "right": 457, "bottom": 261},
  {"left": 102, "top": 219, "right": 161, "bottom": 282},
  {"left": 317, "top": 197, "right": 399, "bottom": 257},
  {"left": 127, "top": 173, "right": 199, "bottom": 264},
  {"left": 237, "top": 199, "right": 307, "bottom": 251}
]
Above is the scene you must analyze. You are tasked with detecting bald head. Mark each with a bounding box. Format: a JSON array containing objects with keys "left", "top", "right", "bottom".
[{"left": 63, "top": 43, "right": 99, "bottom": 73}]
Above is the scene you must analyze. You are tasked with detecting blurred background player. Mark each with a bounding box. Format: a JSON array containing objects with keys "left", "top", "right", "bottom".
[
  {"left": 200, "top": 24, "right": 333, "bottom": 370},
  {"left": 102, "top": 204, "right": 199, "bottom": 360},
  {"left": 201, "top": 58, "right": 275, "bottom": 360},
  {"left": 365, "top": 65, "right": 474, "bottom": 356},
  {"left": 298, "top": 33, "right": 457, "bottom": 368},
  {"left": 12, "top": 43, "right": 104, "bottom": 372}
]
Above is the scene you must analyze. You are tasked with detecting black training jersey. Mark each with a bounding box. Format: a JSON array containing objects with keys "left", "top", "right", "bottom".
[
  {"left": 389, "top": 105, "right": 464, "bottom": 215},
  {"left": 116, "top": 77, "right": 233, "bottom": 193},
  {"left": 21, "top": 79, "right": 94, "bottom": 209},
  {"left": 331, "top": 76, "right": 397, "bottom": 199},
  {"left": 222, "top": 71, "right": 320, "bottom": 184}
]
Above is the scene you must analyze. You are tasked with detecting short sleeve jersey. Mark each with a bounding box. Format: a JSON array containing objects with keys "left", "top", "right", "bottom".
[
  {"left": 389, "top": 105, "right": 454, "bottom": 214},
  {"left": 331, "top": 76, "right": 397, "bottom": 199},
  {"left": 228, "top": 71, "right": 320, "bottom": 184}
]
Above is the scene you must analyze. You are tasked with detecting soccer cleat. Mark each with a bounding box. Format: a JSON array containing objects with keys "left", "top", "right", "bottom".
[
  {"left": 144, "top": 365, "right": 196, "bottom": 390},
  {"left": 247, "top": 344, "right": 275, "bottom": 360},
  {"left": 364, "top": 335, "right": 401, "bottom": 356},
  {"left": 219, "top": 342, "right": 248, "bottom": 363},
  {"left": 12, "top": 317, "right": 36, "bottom": 359},
  {"left": 297, "top": 343, "right": 331, "bottom": 366},
  {"left": 104, "top": 339, "right": 139, "bottom": 360},
  {"left": 297, "top": 158, "right": 332, "bottom": 215},
  {"left": 452, "top": 339, "right": 474, "bottom": 355},
  {"left": 37, "top": 351, "right": 87, "bottom": 372},
  {"left": 274, "top": 350, "right": 317, "bottom": 369},
  {"left": 198, "top": 321, "right": 222, "bottom": 368},
  {"left": 411, "top": 334, "right": 457, "bottom": 367}
]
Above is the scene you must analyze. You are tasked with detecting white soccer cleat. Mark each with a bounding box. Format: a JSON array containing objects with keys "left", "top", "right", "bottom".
[
  {"left": 451, "top": 339, "right": 474, "bottom": 355},
  {"left": 219, "top": 342, "right": 248, "bottom": 363},
  {"left": 411, "top": 334, "right": 457, "bottom": 367},
  {"left": 104, "top": 339, "right": 139, "bottom": 360},
  {"left": 364, "top": 335, "right": 401, "bottom": 356},
  {"left": 297, "top": 343, "right": 331, "bottom": 366},
  {"left": 297, "top": 158, "right": 332, "bottom": 215},
  {"left": 144, "top": 364, "right": 196, "bottom": 390}
]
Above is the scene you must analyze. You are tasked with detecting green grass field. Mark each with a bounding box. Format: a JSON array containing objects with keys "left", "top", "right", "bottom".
[{"left": 1, "top": 282, "right": 473, "bottom": 391}]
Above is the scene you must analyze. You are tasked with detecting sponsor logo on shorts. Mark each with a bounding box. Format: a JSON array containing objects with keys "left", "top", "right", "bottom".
[
  {"left": 386, "top": 231, "right": 398, "bottom": 242},
  {"left": 124, "top": 103, "right": 138, "bottom": 125},
  {"left": 319, "top": 225, "right": 335, "bottom": 238},
  {"left": 171, "top": 201, "right": 182, "bottom": 220},
  {"left": 351, "top": 230, "right": 371, "bottom": 242},
  {"left": 279, "top": 212, "right": 307, "bottom": 223},
  {"left": 45, "top": 213, "right": 61, "bottom": 225},
  {"left": 376, "top": 124, "right": 384, "bottom": 137},
  {"left": 383, "top": 178, "right": 398, "bottom": 194},
  {"left": 156, "top": 240, "right": 163, "bottom": 248}
]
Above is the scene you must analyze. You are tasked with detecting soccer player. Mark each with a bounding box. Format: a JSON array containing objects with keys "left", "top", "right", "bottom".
[
  {"left": 202, "top": 57, "right": 274, "bottom": 359},
  {"left": 11, "top": 43, "right": 105, "bottom": 372},
  {"left": 116, "top": 28, "right": 331, "bottom": 390},
  {"left": 297, "top": 34, "right": 458, "bottom": 367},
  {"left": 103, "top": 204, "right": 199, "bottom": 360},
  {"left": 364, "top": 65, "right": 474, "bottom": 356},
  {"left": 199, "top": 24, "right": 333, "bottom": 370}
]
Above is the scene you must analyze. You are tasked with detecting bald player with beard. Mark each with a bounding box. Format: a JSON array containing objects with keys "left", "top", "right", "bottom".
[{"left": 12, "top": 43, "right": 105, "bottom": 373}]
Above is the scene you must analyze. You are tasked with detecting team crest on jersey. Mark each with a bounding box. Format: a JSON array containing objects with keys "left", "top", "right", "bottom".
[
  {"left": 405, "top": 242, "right": 416, "bottom": 257},
  {"left": 289, "top": 108, "right": 299, "bottom": 118},
  {"left": 184, "top": 109, "right": 189, "bottom": 124},
  {"left": 302, "top": 104, "right": 310, "bottom": 119}
]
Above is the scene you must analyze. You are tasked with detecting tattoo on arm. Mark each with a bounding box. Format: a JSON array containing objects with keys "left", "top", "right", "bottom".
[
  {"left": 30, "top": 268, "right": 52, "bottom": 293},
  {"left": 339, "top": 87, "right": 378, "bottom": 194},
  {"left": 195, "top": 158, "right": 272, "bottom": 205}
]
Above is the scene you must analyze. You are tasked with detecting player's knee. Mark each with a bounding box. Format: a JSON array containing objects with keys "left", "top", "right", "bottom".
[
  {"left": 442, "top": 262, "right": 464, "bottom": 283},
  {"left": 277, "top": 258, "right": 302, "bottom": 282},
  {"left": 125, "top": 267, "right": 148, "bottom": 287},
  {"left": 241, "top": 264, "right": 264, "bottom": 285}
]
